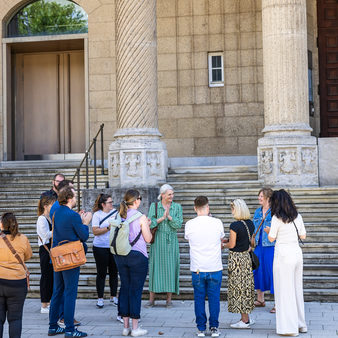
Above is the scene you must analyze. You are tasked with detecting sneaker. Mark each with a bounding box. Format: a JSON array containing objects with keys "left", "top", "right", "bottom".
[
  {"left": 111, "top": 297, "right": 118, "bottom": 306},
  {"left": 57, "top": 319, "right": 81, "bottom": 327},
  {"left": 117, "top": 315, "right": 124, "bottom": 323},
  {"left": 144, "top": 301, "right": 154, "bottom": 308},
  {"left": 299, "top": 327, "right": 308, "bottom": 333},
  {"left": 210, "top": 327, "right": 220, "bottom": 337},
  {"left": 41, "top": 306, "right": 50, "bottom": 314},
  {"left": 131, "top": 327, "right": 148, "bottom": 337},
  {"left": 96, "top": 299, "right": 104, "bottom": 308},
  {"left": 64, "top": 329, "right": 87, "bottom": 337},
  {"left": 197, "top": 331, "right": 206, "bottom": 337},
  {"left": 122, "top": 327, "right": 131, "bottom": 336},
  {"left": 230, "top": 320, "right": 250, "bottom": 329},
  {"left": 48, "top": 326, "right": 65, "bottom": 336}
]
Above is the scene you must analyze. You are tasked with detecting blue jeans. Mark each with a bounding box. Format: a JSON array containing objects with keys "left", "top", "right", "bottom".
[
  {"left": 191, "top": 270, "right": 222, "bottom": 331},
  {"left": 49, "top": 267, "right": 80, "bottom": 332},
  {"left": 114, "top": 250, "right": 148, "bottom": 319}
]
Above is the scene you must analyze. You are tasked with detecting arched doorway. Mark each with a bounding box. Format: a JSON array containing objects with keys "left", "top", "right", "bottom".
[
  {"left": 317, "top": 0, "right": 338, "bottom": 137},
  {"left": 4, "top": 0, "right": 88, "bottom": 160}
]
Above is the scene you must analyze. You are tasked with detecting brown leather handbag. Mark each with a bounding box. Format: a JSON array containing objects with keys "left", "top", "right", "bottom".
[
  {"left": 49, "top": 216, "right": 86, "bottom": 272},
  {"left": 150, "top": 203, "right": 158, "bottom": 244}
]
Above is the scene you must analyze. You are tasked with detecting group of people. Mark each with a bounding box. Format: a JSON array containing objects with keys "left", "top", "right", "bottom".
[
  {"left": 185, "top": 188, "right": 307, "bottom": 337},
  {"left": 0, "top": 172, "right": 307, "bottom": 338}
]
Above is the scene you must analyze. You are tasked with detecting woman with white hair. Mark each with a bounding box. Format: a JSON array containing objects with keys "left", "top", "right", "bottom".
[
  {"left": 147, "top": 184, "right": 183, "bottom": 307},
  {"left": 223, "top": 199, "right": 255, "bottom": 329}
]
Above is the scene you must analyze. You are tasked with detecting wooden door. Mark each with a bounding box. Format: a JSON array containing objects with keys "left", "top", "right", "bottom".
[
  {"left": 318, "top": 0, "right": 338, "bottom": 137},
  {"left": 14, "top": 51, "right": 85, "bottom": 159}
]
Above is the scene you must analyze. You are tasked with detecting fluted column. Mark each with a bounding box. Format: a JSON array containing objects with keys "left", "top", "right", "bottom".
[
  {"left": 258, "top": 0, "right": 318, "bottom": 186},
  {"left": 108, "top": 0, "right": 167, "bottom": 188}
]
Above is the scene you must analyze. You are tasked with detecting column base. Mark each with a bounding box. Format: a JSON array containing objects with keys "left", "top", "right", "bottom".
[
  {"left": 258, "top": 135, "right": 318, "bottom": 186},
  {"left": 108, "top": 131, "right": 168, "bottom": 188}
]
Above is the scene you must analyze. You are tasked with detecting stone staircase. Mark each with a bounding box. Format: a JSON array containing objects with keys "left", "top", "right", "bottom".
[{"left": 0, "top": 162, "right": 337, "bottom": 301}]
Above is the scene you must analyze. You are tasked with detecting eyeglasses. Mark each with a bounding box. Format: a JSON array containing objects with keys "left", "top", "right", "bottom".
[
  {"left": 54, "top": 180, "right": 63, "bottom": 183},
  {"left": 137, "top": 196, "right": 142, "bottom": 201}
]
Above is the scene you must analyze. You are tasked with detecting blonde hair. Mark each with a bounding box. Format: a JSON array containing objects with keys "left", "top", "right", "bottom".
[
  {"left": 258, "top": 187, "right": 273, "bottom": 200},
  {"left": 119, "top": 190, "right": 140, "bottom": 219},
  {"left": 157, "top": 184, "right": 174, "bottom": 200},
  {"left": 231, "top": 199, "right": 251, "bottom": 220}
]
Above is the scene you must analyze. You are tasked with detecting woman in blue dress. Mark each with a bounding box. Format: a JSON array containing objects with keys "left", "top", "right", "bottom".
[{"left": 252, "top": 187, "right": 275, "bottom": 313}]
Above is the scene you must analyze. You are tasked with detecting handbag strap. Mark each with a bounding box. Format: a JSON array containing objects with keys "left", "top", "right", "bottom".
[
  {"left": 38, "top": 215, "right": 52, "bottom": 253},
  {"left": 155, "top": 202, "right": 158, "bottom": 218},
  {"left": 241, "top": 220, "right": 252, "bottom": 251},
  {"left": 0, "top": 232, "right": 30, "bottom": 286},
  {"left": 292, "top": 220, "right": 304, "bottom": 246},
  {"left": 99, "top": 210, "right": 118, "bottom": 225}
]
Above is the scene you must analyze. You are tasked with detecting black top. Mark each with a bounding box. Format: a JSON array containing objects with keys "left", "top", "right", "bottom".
[
  {"left": 40, "top": 189, "right": 58, "bottom": 199},
  {"left": 229, "top": 219, "right": 255, "bottom": 252}
]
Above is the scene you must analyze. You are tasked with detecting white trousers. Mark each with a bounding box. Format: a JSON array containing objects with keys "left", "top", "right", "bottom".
[{"left": 273, "top": 244, "right": 307, "bottom": 335}]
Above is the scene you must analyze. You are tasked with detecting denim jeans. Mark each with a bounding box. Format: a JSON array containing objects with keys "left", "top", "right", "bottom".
[
  {"left": 191, "top": 270, "right": 222, "bottom": 331},
  {"left": 114, "top": 250, "right": 148, "bottom": 319},
  {"left": 49, "top": 267, "right": 80, "bottom": 333}
]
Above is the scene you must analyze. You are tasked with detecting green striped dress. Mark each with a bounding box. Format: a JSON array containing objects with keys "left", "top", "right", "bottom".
[{"left": 148, "top": 201, "right": 183, "bottom": 294}]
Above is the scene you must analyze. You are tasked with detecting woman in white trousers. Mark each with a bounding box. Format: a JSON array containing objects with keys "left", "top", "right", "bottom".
[{"left": 265, "top": 189, "right": 307, "bottom": 337}]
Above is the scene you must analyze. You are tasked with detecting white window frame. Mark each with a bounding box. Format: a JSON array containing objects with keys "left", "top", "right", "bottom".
[{"left": 208, "top": 52, "right": 224, "bottom": 87}]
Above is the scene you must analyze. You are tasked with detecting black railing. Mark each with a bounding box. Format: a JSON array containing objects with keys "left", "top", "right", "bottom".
[{"left": 72, "top": 123, "right": 105, "bottom": 211}]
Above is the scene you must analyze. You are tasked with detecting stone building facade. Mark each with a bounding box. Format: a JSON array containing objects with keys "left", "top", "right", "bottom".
[{"left": 0, "top": 0, "right": 336, "bottom": 186}]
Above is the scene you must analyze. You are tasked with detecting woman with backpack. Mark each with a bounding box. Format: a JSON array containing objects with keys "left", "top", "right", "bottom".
[{"left": 113, "top": 190, "right": 152, "bottom": 337}]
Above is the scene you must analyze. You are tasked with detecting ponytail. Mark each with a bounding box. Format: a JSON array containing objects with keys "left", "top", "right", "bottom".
[
  {"left": 38, "top": 194, "right": 56, "bottom": 216},
  {"left": 119, "top": 190, "right": 140, "bottom": 219},
  {"left": 93, "top": 193, "right": 112, "bottom": 212}
]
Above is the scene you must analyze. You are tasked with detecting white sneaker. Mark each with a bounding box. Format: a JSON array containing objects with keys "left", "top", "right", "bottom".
[
  {"left": 210, "top": 327, "right": 220, "bottom": 337},
  {"left": 40, "top": 306, "right": 49, "bottom": 314},
  {"left": 96, "top": 299, "right": 104, "bottom": 308},
  {"left": 230, "top": 320, "right": 250, "bottom": 329},
  {"left": 131, "top": 327, "right": 148, "bottom": 337},
  {"left": 299, "top": 327, "right": 308, "bottom": 333},
  {"left": 122, "top": 327, "right": 131, "bottom": 336},
  {"left": 197, "top": 331, "right": 206, "bottom": 337},
  {"left": 111, "top": 297, "right": 118, "bottom": 306},
  {"left": 117, "top": 315, "right": 124, "bottom": 323}
]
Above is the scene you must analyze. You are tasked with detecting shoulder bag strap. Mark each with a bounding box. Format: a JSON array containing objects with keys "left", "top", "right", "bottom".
[
  {"left": 155, "top": 202, "right": 158, "bottom": 218},
  {"left": 292, "top": 221, "right": 304, "bottom": 246},
  {"left": 99, "top": 210, "right": 118, "bottom": 225},
  {"left": 241, "top": 220, "right": 252, "bottom": 251},
  {"left": 253, "top": 209, "right": 269, "bottom": 238},
  {"left": 126, "top": 212, "right": 143, "bottom": 246},
  {"left": 0, "top": 232, "right": 30, "bottom": 287}
]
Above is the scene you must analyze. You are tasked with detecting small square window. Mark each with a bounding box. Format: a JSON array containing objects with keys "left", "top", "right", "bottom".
[{"left": 208, "top": 52, "right": 224, "bottom": 87}]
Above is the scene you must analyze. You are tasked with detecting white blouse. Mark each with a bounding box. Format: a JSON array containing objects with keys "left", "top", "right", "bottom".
[{"left": 36, "top": 215, "right": 52, "bottom": 246}]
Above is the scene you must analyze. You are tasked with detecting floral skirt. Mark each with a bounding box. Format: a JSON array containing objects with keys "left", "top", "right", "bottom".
[{"left": 227, "top": 251, "right": 255, "bottom": 314}]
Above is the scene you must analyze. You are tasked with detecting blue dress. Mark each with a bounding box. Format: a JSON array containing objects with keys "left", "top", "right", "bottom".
[{"left": 253, "top": 210, "right": 274, "bottom": 294}]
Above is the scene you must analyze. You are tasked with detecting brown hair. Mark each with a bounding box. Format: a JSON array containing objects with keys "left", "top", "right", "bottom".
[
  {"left": 119, "top": 190, "right": 140, "bottom": 219},
  {"left": 1, "top": 213, "right": 20, "bottom": 238},
  {"left": 38, "top": 194, "right": 56, "bottom": 216},
  {"left": 58, "top": 186, "right": 75, "bottom": 206},
  {"left": 194, "top": 196, "right": 209, "bottom": 209},
  {"left": 93, "top": 194, "right": 112, "bottom": 212},
  {"left": 258, "top": 187, "right": 273, "bottom": 200},
  {"left": 57, "top": 179, "right": 73, "bottom": 192}
]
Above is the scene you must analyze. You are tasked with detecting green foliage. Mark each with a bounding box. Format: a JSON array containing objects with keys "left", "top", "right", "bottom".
[{"left": 15, "top": 0, "right": 87, "bottom": 36}]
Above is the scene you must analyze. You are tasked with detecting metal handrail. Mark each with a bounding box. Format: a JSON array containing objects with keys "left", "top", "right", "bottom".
[{"left": 72, "top": 123, "right": 105, "bottom": 211}]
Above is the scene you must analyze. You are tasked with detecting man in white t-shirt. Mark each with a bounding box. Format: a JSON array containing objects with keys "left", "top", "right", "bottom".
[{"left": 184, "top": 196, "right": 225, "bottom": 338}]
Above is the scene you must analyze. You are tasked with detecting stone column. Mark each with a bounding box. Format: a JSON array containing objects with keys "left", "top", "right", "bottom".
[
  {"left": 108, "top": 0, "right": 167, "bottom": 188},
  {"left": 258, "top": 0, "right": 318, "bottom": 186}
]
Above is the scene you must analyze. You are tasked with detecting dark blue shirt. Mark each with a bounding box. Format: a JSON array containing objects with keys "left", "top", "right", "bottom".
[
  {"left": 52, "top": 205, "right": 89, "bottom": 250},
  {"left": 50, "top": 201, "right": 60, "bottom": 219}
]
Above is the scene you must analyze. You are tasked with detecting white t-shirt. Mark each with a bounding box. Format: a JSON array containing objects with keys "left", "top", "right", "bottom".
[
  {"left": 184, "top": 215, "right": 225, "bottom": 272},
  {"left": 269, "top": 213, "right": 306, "bottom": 246},
  {"left": 92, "top": 209, "right": 117, "bottom": 248},
  {"left": 36, "top": 215, "right": 52, "bottom": 246}
]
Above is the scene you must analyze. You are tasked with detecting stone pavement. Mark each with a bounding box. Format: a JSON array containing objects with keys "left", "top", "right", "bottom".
[{"left": 4, "top": 300, "right": 338, "bottom": 337}]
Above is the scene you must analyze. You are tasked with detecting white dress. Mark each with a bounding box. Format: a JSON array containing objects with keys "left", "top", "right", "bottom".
[{"left": 269, "top": 214, "right": 307, "bottom": 335}]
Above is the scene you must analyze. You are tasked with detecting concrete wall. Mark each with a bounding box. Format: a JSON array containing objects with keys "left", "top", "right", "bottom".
[{"left": 318, "top": 138, "right": 338, "bottom": 185}]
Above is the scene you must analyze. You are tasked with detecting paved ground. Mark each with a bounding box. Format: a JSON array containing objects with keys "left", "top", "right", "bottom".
[{"left": 3, "top": 299, "right": 337, "bottom": 337}]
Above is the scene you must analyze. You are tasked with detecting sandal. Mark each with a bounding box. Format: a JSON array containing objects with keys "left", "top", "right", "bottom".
[
  {"left": 270, "top": 307, "right": 276, "bottom": 313},
  {"left": 254, "top": 300, "right": 266, "bottom": 307}
]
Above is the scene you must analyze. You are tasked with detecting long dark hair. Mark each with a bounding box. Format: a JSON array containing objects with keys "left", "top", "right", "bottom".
[
  {"left": 38, "top": 194, "right": 56, "bottom": 216},
  {"left": 270, "top": 189, "right": 298, "bottom": 223},
  {"left": 1, "top": 213, "right": 20, "bottom": 238},
  {"left": 93, "top": 194, "right": 112, "bottom": 212},
  {"left": 119, "top": 190, "right": 140, "bottom": 219}
]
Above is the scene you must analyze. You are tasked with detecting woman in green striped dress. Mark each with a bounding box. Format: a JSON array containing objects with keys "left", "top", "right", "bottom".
[{"left": 147, "top": 184, "right": 183, "bottom": 307}]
